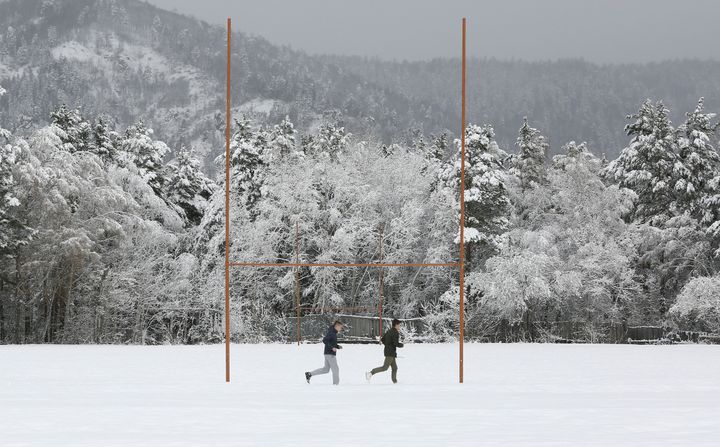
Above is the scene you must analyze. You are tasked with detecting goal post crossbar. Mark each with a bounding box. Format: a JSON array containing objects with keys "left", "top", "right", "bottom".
[{"left": 229, "top": 262, "right": 459, "bottom": 268}]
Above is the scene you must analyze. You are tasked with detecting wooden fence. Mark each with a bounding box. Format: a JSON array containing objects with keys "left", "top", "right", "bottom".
[
  {"left": 286, "top": 315, "right": 718, "bottom": 344},
  {"left": 288, "top": 314, "right": 424, "bottom": 343}
]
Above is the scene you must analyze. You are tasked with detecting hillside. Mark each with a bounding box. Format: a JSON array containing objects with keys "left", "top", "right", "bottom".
[
  {"left": 324, "top": 55, "right": 720, "bottom": 156},
  {"left": 0, "top": 0, "right": 435, "bottom": 167}
]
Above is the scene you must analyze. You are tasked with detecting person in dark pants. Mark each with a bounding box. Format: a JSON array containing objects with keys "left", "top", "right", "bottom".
[
  {"left": 305, "top": 321, "right": 343, "bottom": 385},
  {"left": 366, "top": 318, "right": 404, "bottom": 383}
]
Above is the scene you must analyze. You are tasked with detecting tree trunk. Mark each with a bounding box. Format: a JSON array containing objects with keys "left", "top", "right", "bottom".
[
  {"left": 42, "top": 275, "right": 52, "bottom": 342},
  {"left": 0, "top": 276, "right": 4, "bottom": 342},
  {"left": 94, "top": 267, "right": 110, "bottom": 343},
  {"left": 14, "top": 252, "right": 21, "bottom": 343},
  {"left": 61, "top": 258, "right": 77, "bottom": 343},
  {"left": 523, "top": 299, "right": 535, "bottom": 342}
]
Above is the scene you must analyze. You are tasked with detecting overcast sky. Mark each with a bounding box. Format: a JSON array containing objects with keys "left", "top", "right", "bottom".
[{"left": 146, "top": 0, "right": 720, "bottom": 63}]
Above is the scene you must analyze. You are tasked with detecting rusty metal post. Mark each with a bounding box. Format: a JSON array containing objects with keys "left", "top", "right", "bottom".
[
  {"left": 378, "top": 227, "right": 384, "bottom": 337},
  {"left": 224, "top": 17, "right": 232, "bottom": 383},
  {"left": 300, "top": 307, "right": 375, "bottom": 313},
  {"left": 230, "top": 262, "right": 458, "bottom": 268},
  {"left": 295, "top": 222, "right": 301, "bottom": 345},
  {"left": 459, "top": 17, "right": 467, "bottom": 384}
]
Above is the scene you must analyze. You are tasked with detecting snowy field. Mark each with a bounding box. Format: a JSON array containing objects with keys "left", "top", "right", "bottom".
[{"left": 1, "top": 343, "right": 719, "bottom": 447}]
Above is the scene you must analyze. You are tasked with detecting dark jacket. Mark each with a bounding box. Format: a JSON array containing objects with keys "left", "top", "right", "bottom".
[
  {"left": 322, "top": 325, "right": 341, "bottom": 355},
  {"left": 381, "top": 327, "right": 403, "bottom": 358}
]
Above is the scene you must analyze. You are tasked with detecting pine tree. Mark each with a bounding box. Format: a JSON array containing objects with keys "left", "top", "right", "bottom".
[
  {"left": 0, "top": 134, "right": 23, "bottom": 253},
  {"left": 230, "top": 116, "right": 265, "bottom": 217},
  {"left": 0, "top": 85, "right": 9, "bottom": 142},
  {"left": 92, "top": 116, "right": 118, "bottom": 163},
  {"left": 430, "top": 132, "right": 449, "bottom": 162},
  {"left": 121, "top": 120, "right": 170, "bottom": 195},
  {"left": 303, "top": 121, "right": 350, "bottom": 160},
  {"left": 165, "top": 146, "right": 215, "bottom": 225},
  {"left": 253, "top": 125, "right": 271, "bottom": 162},
  {"left": 675, "top": 98, "right": 720, "bottom": 226},
  {"left": 50, "top": 104, "right": 92, "bottom": 153},
  {"left": 422, "top": 133, "right": 449, "bottom": 177},
  {"left": 603, "top": 100, "right": 678, "bottom": 224},
  {"left": 552, "top": 141, "right": 598, "bottom": 171},
  {"left": 406, "top": 128, "right": 426, "bottom": 154},
  {"left": 439, "top": 124, "right": 510, "bottom": 268},
  {"left": 0, "top": 85, "right": 33, "bottom": 254},
  {"left": 511, "top": 117, "right": 548, "bottom": 190},
  {"left": 268, "top": 116, "right": 298, "bottom": 160}
]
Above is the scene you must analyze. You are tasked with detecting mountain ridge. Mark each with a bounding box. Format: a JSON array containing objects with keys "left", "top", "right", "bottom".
[
  {"left": 0, "top": 0, "right": 439, "bottom": 166},
  {"left": 2, "top": 0, "right": 720, "bottom": 163}
]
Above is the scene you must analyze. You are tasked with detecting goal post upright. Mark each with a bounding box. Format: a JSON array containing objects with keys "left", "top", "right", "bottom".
[
  {"left": 459, "top": 17, "right": 467, "bottom": 384},
  {"left": 295, "top": 221, "right": 301, "bottom": 345},
  {"left": 224, "top": 17, "right": 232, "bottom": 383},
  {"left": 378, "top": 227, "right": 385, "bottom": 337}
]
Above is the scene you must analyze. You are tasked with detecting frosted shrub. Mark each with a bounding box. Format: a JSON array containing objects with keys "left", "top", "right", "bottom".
[{"left": 670, "top": 276, "right": 720, "bottom": 334}]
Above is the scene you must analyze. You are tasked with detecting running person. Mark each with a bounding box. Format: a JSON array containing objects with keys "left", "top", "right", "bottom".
[
  {"left": 305, "top": 320, "right": 343, "bottom": 385},
  {"left": 366, "top": 319, "right": 403, "bottom": 383}
]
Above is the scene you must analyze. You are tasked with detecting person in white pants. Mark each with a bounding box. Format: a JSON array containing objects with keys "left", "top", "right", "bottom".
[{"left": 305, "top": 321, "right": 343, "bottom": 385}]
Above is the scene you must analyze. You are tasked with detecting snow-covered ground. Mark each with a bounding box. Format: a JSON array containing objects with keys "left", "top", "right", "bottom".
[{"left": 1, "top": 343, "right": 718, "bottom": 446}]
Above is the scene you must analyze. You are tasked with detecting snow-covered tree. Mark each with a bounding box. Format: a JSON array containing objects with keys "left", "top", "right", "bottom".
[
  {"left": 0, "top": 86, "right": 34, "bottom": 255},
  {"left": 474, "top": 240, "right": 555, "bottom": 340},
  {"left": 165, "top": 146, "right": 215, "bottom": 225},
  {"left": 303, "top": 121, "right": 350, "bottom": 160},
  {"left": 547, "top": 151, "right": 638, "bottom": 329},
  {"left": 0, "top": 85, "right": 33, "bottom": 256},
  {"left": 632, "top": 215, "right": 712, "bottom": 319},
  {"left": 670, "top": 275, "right": 720, "bottom": 333},
  {"left": 92, "top": 116, "right": 118, "bottom": 163},
  {"left": 552, "top": 141, "right": 596, "bottom": 171},
  {"left": 476, "top": 139, "right": 639, "bottom": 340},
  {"left": 0, "top": 143, "right": 25, "bottom": 252},
  {"left": 420, "top": 286, "right": 462, "bottom": 342},
  {"left": 253, "top": 125, "right": 271, "bottom": 160},
  {"left": 430, "top": 132, "right": 449, "bottom": 162},
  {"left": 510, "top": 117, "right": 548, "bottom": 190},
  {"left": 674, "top": 98, "right": 720, "bottom": 227},
  {"left": 422, "top": 132, "right": 448, "bottom": 176},
  {"left": 120, "top": 121, "right": 170, "bottom": 195},
  {"left": 439, "top": 124, "right": 510, "bottom": 268},
  {"left": 604, "top": 100, "right": 678, "bottom": 223},
  {"left": 268, "top": 116, "right": 298, "bottom": 160},
  {"left": 405, "top": 128, "right": 426, "bottom": 154},
  {"left": 50, "top": 104, "right": 92, "bottom": 153},
  {"left": 230, "top": 115, "right": 266, "bottom": 217},
  {"left": 1, "top": 116, "right": 189, "bottom": 343},
  {"left": 0, "top": 85, "right": 7, "bottom": 139}
]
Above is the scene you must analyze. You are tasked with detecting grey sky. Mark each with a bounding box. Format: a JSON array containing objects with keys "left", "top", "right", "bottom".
[{"left": 146, "top": 0, "right": 720, "bottom": 63}]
